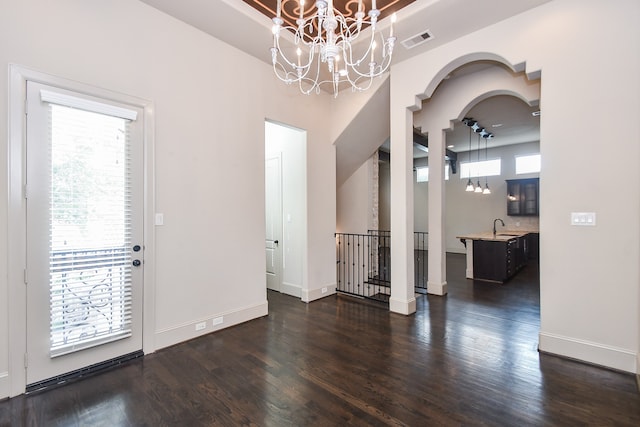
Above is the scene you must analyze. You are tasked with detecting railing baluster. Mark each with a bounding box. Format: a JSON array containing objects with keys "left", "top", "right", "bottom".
[
  {"left": 336, "top": 231, "right": 430, "bottom": 301},
  {"left": 414, "top": 231, "right": 428, "bottom": 292}
]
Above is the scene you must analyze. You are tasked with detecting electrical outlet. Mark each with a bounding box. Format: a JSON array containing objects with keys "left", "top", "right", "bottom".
[
  {"left": 195, "top": 321, "right": 206, "bottom": 331},
  {"left": 321, "top": 287, "right": 328, "bottom": 294},
  {"left": 212, "top": 316, "right": 223, "bottom": 326}
]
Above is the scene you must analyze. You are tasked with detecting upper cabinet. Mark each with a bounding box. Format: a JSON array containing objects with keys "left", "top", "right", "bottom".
[{"left": 506, "top": 178, "right": 539, "bottom": 216}]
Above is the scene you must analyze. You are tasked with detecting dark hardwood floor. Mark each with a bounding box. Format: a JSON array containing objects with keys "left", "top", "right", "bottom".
[{"left": 2, "top": 254, "right": 639, "bottom": 426}]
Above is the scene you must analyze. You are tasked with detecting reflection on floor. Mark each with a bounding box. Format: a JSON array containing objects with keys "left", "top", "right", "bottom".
[{"left": 2, "top": 254, "right": 639, "bottom": 425}]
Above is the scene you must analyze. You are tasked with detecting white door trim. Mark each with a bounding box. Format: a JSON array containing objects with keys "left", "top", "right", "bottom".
[{"left": 7, "top": 64, "right": 156, "bottom": 397}]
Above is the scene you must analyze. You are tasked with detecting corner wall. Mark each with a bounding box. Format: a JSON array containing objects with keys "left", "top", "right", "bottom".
[{"left": 337, "top": 154, "right": 378, "bottom": 234}]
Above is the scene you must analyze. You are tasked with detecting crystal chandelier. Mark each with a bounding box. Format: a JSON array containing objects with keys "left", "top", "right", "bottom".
[{"left": 270, "top": 0, "right": 397, "bottom": 97}]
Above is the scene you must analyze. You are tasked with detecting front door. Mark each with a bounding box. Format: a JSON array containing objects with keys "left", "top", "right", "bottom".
[
  {"left": 25, "top": 81, "right": 144, "bottom": 385},
  {"left": 265, "top": 155, "right": 282, "bottom": 292}
]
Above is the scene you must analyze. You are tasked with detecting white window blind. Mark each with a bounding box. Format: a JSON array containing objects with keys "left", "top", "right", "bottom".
[
  {"left": 41, "top": 89, "right": 138, "bottom": 120},
  {"left": 47, "top": 101, "right": 134, "bottom": 357}
]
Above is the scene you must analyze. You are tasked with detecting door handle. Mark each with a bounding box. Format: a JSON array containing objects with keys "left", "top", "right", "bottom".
[
  {"left": 274, "top": 240, "right": 279, "bottom": 245},
  {"left": 132, "top": 259, "right": 141, "bottom": 267}
]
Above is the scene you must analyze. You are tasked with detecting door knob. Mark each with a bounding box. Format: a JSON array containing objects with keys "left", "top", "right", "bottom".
[
  {"left": 132, "top": 259, "right": 141, "bottom": 267},
  {"left": 133, "top": 245, "right": 141, "bottom": 252},
  {"left": 274, "top": 240, "right": 279, "bottom": 245}
]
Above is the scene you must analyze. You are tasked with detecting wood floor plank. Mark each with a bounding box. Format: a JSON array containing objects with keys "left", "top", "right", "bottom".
[{"left": 1, "top": 254, "right": 639, "bottom": 426}]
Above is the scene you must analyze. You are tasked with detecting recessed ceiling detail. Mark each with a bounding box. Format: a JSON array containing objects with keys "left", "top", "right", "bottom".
[{"left": 241, "top": 0, "right": 415, "bottom": 28}]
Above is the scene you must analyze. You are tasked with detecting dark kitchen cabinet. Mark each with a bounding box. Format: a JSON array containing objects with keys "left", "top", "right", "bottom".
[
  {"left": 506, "top": 178, "right": 539, "bottom": 216},
  {"left": 473, "top": 236, "right": 528, "bottom": 283},
  {"left": 527, "top": 232, "right": 539, "bottom": 261}
]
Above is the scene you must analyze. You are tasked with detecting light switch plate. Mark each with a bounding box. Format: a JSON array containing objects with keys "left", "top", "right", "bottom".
[
  {"left": 571, "top": 212, "right": 596, "bottom": 226},
  {"left": 155, "top": 213, "right": 164, "bottom": 226}
]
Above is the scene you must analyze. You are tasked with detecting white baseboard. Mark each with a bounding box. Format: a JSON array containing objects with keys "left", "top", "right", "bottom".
[
  {"left": 154, "top": 300, "right": 268, "bottom": 351},
  {"left": 637, "top": 354, "right": 640, "bottom": 391},
  {"left": 0, "top": 371, "right": 9, "bottom": 400},
  {"left": 427, "top": 280, "right": 448, "bottom": 296},
  {"left": 389, "top": 297, "right": 417, "bottom": 315},
  {"left": 301, "top": 283, "right": 336, "bottom": 303},
  {"left": 539, "top": 332, "right": 637, "bottom": 374},
  {"left": 281, "top": 282, "right": 302, "bottom": 298}
]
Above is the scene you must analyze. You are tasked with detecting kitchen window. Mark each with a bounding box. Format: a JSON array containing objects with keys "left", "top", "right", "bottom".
[
  {"left": 515, "top": 154, "right": 541, "bottom": 174},
  {"left": 460, "top": 159, "right": 501, "bottom": 179}
]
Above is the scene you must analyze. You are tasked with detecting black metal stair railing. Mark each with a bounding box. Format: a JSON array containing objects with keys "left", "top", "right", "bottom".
[
  {"left": 335, "top": 230, "right": 428, "bottom": 304},
  {"left": 335, "top": 232, "right": 390, "bottom": 303},
  {"left": 414, "top": 231, "right": 428, "bottom": 293}
]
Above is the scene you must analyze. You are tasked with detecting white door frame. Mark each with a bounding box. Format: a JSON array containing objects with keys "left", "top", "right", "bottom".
[{"left": 7, "top": 65, "right": 156, "bottom": 397}]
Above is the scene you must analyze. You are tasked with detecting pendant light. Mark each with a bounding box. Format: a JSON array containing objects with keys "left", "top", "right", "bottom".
[
  {"left": 483, "top": 134, "right": 491, "bottom": 194},
  {"left": 465, "top": 122, "right": 474, "bottom": 191},
  {"left": 474, "top": 133, "right": 483, "bottom": 192}
]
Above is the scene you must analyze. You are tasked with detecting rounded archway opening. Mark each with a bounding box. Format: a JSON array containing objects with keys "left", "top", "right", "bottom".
[{"left": 411, "top": 58, "right": 541, "bottom": 317}]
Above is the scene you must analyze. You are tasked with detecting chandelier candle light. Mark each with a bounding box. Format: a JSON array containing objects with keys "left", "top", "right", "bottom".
[{"left": 271, "top": 0, "right": 397, "bottom": 96}]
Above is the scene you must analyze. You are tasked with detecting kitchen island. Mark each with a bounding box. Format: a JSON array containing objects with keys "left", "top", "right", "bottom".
[{"left": 457, "top": 230, "right": 537, "bottom": 283}]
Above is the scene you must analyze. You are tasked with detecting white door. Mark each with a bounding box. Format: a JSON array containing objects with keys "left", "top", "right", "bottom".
[
  {"left": 265, "top": 155, "right": 282, "bottom": 292},
  {"left": 25, "top": 81, "right": 144, "bottom": 385}
]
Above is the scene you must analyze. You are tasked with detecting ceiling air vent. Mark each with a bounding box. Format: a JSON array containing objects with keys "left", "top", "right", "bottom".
[{"left": 401, "top": 29, "right": 434, "bottom": 49}]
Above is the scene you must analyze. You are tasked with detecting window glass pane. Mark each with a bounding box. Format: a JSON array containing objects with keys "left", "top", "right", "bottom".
[
  {"left": 48, "top": 103, "right": 133, "bottom": 357},
  {"left": 416, "top": 165, "right": 450, "bottom": 182},
  {"left": 516, "top": 154, "right": 541, "bottom": 174},
  {"left": 416, "top": 167, "right": 428, "bottom": 182},
  {"left": 460, "top": 159, "right": 501, "bottom": 179}
]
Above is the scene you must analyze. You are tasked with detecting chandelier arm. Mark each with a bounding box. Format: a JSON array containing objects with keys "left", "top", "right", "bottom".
[
  {"left": 296, "top": 51, "right": 328, "bottom": 95},
  {"left": 270, "top": 2, "right": 395, "bottom": 96},
  {"left": 340, "top": 71, "right": 375, "bottom": 93},
  {"left": 339, "top": 29, "right": 375, "bottom": 68},
  {"left": 273, "top": 35, "right": 319, "bottom": 74}
]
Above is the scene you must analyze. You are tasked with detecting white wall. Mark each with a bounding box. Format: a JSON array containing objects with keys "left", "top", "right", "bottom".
[
  {"left": 391, "top": 0, "right": 640, "bottom": 372},
  {"left": 265, "top": 121, "right": 306, "bottom": 297},
  {"left": 336, "top": 154, "right": 377, "bottom": 234},
  {"left": 0, "top": 0, "right": 335, "bottom": 397}
]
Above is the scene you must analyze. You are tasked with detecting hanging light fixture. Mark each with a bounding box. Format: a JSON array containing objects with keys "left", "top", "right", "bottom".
[
  {"left": 474, "top": 133, "right": 483, "bottom": 193},
  {"left": 464, "top": 119, "right": 475, "bottom": 191},
  {"left": 270, "top": 0, "right": 397, "bottom": 97},
  {"left": 463, "top": 117, "right": 495, "bottom": 194},
  {"left": 483, "top": 134, "right": 491, "bottom": 194}
]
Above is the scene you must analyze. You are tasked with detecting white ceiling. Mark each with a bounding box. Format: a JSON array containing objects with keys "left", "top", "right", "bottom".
[{"left": 138, "top": 0, "right": 549, "bottom": 157}]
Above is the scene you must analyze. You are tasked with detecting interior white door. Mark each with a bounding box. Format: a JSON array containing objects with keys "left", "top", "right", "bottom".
[
  {"left": 265, "top": 155, "right": 283, "bottom": 292},
  {"left": 25, "top": 81, "right": 144, "bottom": 386}
]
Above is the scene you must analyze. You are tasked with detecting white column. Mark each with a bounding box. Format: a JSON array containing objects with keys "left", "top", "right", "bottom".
[
  {"left": 426, "top": 128, "right": 448, "bottom": 295},
  {"left": 389, "top": 107, "right": 416, "bottom": 315}
]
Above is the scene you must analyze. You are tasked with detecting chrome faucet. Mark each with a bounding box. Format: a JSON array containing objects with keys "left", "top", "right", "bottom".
[{"left": 493, "top": 218, "right": 505, "bottom": 236}]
